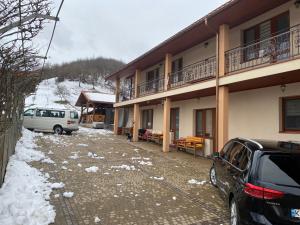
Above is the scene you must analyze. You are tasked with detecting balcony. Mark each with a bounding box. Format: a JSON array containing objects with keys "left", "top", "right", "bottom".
[
  {"left": 168, "top": 56, "right": 216, "bottom": 89},
  {"left": 137, "top": 77, "right": 165, "bottom": 97},
  {"left": 119, "top": 86, "right": 135, "bottom": 102},
  {"left": 225, "top": 24, "right": 300, "bottom": 74}
]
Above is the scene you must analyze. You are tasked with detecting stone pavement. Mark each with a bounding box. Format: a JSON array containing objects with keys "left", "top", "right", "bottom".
[{"left": 31, "top": 128, "right": 229, "bottom": 225}]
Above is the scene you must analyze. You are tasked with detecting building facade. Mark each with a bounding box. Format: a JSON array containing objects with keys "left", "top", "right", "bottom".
[{"left": 106, "top": 0, "right": 300, "bottom": 154}]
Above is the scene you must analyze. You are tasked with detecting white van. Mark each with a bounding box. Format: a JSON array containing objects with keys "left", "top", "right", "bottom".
[{"left": 23, "top": 108, "right": 79, "bottom": 134}]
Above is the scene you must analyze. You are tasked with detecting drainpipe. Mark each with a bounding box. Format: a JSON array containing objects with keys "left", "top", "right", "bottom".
[{"left": 205, "top": 18, "right": 219, "bottom": 152}]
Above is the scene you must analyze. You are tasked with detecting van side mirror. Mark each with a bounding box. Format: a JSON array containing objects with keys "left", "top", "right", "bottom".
[{"left": 212, "top": 152, "right": 220, "bottom": 158}]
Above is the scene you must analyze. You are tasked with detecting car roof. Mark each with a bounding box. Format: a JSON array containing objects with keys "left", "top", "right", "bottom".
[{"left": 234, "top": 138, "right": 300, "bottom": 153}]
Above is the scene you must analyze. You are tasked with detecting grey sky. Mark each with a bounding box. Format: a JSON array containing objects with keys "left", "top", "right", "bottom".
[{"left": 36, "top": 0, "right": 227, "bottom": 65}]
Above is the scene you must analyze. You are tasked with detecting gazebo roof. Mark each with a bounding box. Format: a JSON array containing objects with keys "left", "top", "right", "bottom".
[{"left": 75, "top": 91, "right": 115, "bottom": 108}]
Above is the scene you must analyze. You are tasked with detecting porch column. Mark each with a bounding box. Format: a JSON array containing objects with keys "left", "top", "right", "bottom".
[
  {"left": 164, "top": 53, "right": 172, "bottom": 91},
  {"left": 132, "top": 103, "right": 140, "bottom": 142},
  {"left": 218, "top": 24, "right": 229, "bottom": 76},
  {"left": 217, "top": 86, "right": 229, "bottom": 150},
  {"left": 115, "top": 77, "right": 120, "bottom": 103},
  {"left": 114, "top": 107, "right": 119, "bottom": 135},
  {"left": 162, "top": 97, "right": 171, "bottom": 152},
  {"left": 134, "top": 69, "right": 141, "bottom": 98}
]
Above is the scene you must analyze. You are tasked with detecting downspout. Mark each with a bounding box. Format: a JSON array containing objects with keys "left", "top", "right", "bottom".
[{"left": 205, "top": 18, "right": 219, "bottom": 152}]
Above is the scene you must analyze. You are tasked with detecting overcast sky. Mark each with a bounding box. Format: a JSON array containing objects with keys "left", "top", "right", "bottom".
[{"left": 36, "top": 0, "right": 227, "bottom": 65}]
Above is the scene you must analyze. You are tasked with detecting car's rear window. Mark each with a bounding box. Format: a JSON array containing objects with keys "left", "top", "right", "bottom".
[
  {"left": 70, "top": 111, "right": 78, "bottom": 119},
  {"left": 258, "top": 154, "right": 300, "bottom": 187}
]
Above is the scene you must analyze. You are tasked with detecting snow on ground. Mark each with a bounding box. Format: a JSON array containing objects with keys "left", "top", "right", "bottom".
[
  {"left": 111, "top": 165, "right": 136, "bottom": 171},
  {"left": 85, "top": 166, "right": 99, "bottom": 173},
  {"left": 188, "top": 179, "right": 207, "bottom": 185},
  {"left": 63, "top": 192, "right": 74, "bottom": 198},
  {"left": 25, "top": 78, "right": 112, "bottom": 109},
  {"left": 77, "top": 127, "right": 113, "bottom": 136},
  {"left": 94, "top": 216, "right": 101, "bottom": 223},
  {"left": 51, "top": 182, "right": 65, "bottom": 189},
  {"left": 150, "top": 176, "right": 164, "bottom": 181},
  {"left": 0, "top": 129, "right": 55, "bottom": 225}
]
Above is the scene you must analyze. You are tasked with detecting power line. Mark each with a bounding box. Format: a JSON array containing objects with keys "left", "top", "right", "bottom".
[{"left": 40, "top": 0, "right": 65, "bottom": 80}]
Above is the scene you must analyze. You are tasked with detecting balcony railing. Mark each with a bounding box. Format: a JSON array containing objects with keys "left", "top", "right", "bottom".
[
  {"left": 138, "top": 77, "right": 165, "bottom": 97},
  {"left": 225, "top": 24, "right": 300, "bottom": 74},
  {"left": 168, "top": 56, "right": 216, "bottom": 89},
  {"left": 119, "top": 86, "right": 135, "bottom": 102}
]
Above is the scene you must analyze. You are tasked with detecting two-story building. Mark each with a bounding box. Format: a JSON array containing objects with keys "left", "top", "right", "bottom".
[{"left": 106, "top": 0, "right": 300, "bottom": 154}]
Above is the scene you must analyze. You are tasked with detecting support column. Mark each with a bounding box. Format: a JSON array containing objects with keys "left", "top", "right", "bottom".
[
  {"left": 114, "top": 107, "right": 119, "bottom": 135},
  {"left": 164, "top": 53, "right": 172, "bottom": 91},
  {"left": 115, "top": 77, "right": 120, "bottom": 103},
  {"left": 218, "top": 24, "right": 229, "bottom": 76},
  {"left": 162, "top": 97, "right": 171, "bottom": 152},
  {"left": 132, "top": 104, "right": 140, "bottom": 142},
  {"left": 134, "top": 69, "right": 141, "bottom": 98},
  {"left": 217, "top": 86, "right": 229, "bottom": 150}
]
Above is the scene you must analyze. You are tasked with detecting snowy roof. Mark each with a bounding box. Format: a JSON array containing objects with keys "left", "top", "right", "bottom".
[
  {"left": 75, "top": 91, "right": 115, "bottom": 107},
  {"left": 84, "top": 92, "right": 115, "bottom": 103}
]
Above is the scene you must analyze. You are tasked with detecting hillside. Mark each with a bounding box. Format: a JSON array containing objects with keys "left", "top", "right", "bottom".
[{"left": 25, "top": 78, "right": 113, "bottom": 110}]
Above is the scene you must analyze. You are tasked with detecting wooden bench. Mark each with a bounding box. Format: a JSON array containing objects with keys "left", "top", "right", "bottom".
[{"left": 175, "top": 136, "right": 205, "bottom": 157}]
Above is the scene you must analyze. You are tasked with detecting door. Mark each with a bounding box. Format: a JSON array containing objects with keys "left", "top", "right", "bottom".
[
  {"left": 170, "top": 108, "right": 180, "bottom": 141},
  {"left": 146, "top": 68, "right": 160, "bottom": 92},
  {"left": 195, "top": 108, "right": 216, "bottom": 149},
  {"left": 23, "top": 108, "right": 36, "bottom": 129}
]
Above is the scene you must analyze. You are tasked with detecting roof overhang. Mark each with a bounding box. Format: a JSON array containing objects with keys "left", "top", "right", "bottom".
[{"left": 106, "top": 0, "right": 290, "bottom": 81}]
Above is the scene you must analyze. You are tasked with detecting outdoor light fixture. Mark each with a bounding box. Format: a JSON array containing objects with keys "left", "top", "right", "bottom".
[
  {"left": 280, "top": 84, "right": 286, "bottom": 93},
  {"left": 295, "top": 0, "right": 300, "bottom": 8}
]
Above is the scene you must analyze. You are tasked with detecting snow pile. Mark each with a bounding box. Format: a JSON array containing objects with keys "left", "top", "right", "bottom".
[
  {"left": 69, "top": 152, "right": 80, "bottom": 160},
  {"left": 14, "top": 129, "right": 53, "bottom": 164},
  {"left": 0, "top": 129, "right": 55, "bottom": 225},
  {"left": 111, "top": 165, "right": 136, "bottom": 171},
  {"left": 188, "top": 179, "right": 206, "bottom": 185},
  {"left": 63, "top": 192, "right": 74, "bottom": 198},
  {"left": 51, "top": 182, "right": 65, "bottom": 189},
  {"left": 94, "top": 216, "right": 101, "bottom": 223},
  {"left": 85, "top": 166, "right": 99, "bottom": 173}
]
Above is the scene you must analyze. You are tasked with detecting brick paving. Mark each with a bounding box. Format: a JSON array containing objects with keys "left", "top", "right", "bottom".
[{"left": 31, "top": 128, "right": 229, "bottom": 225}]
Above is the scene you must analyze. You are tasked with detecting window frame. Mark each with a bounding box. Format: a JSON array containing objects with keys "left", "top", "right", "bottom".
[
  {"left": 280, "top": 96, "right": 300, "bottom": 133},
  {"left": 141, "top": 109, "right": 153, "bottom": 129},
  {"left": 195, "top": 108, "right": 215, "bottom": 138}
]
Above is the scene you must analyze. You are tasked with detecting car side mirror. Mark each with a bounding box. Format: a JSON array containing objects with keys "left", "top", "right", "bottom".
[{"left": 212, "top": 152, "right": 220, "bottom": 158}]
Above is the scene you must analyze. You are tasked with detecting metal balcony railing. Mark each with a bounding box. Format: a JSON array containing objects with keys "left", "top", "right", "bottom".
[
  {"left": 225, "top": 24, "right": 300, "bottom": 74},
  {"left": 168, "top": 56, "right": 216, "bottom": 89},
  {"left": 138, "top": 77, "right": 165, "bottom": 97},
  {"left": 119, "top": 86, "right": 135, "bottom": 102}
]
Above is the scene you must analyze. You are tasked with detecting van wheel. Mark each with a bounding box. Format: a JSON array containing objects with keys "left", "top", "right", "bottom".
[
  {"left": 210, "top": 166, "right": 218, "bottom": 187},
  {"left": 230, "top": 198, "right": 240, "bottom": 225},
  {"left": 53, "top": 125, "right": 63, "bottom": 135},
  {"left": 66, "top": 131, "right": 72, "bottom": 135}
]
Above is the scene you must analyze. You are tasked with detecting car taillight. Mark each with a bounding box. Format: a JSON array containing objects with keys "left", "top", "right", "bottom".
[{"left": 244, "top": 183, "right": 284, "bottom": 200}]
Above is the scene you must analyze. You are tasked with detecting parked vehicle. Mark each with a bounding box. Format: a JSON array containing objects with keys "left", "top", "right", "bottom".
[
  {"left": 23, "top": 108, "right": 79, "bottom": 134},
  {"left": 210, "top": 138, "right": 300, "bottom": 225}
]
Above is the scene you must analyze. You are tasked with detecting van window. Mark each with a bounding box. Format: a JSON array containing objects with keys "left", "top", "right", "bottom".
[
  {"left": 24, "top": 109, "right": 35, "bottom": 116},
  {"left": 70, "top": 111, "right": 78, "bottom": 119},
  {"left": 36, "top": 109, "right": 50, "bottom": 117},
  {"left": 258, "top": 154, "right": 300, "bottom": 187},
  {"left": 50, "top": 110, "right": 65, "bottom": 118}
]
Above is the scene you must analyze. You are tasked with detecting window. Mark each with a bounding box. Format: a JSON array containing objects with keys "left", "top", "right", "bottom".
[
  {"left": 49, "top": 110, "right": 65, "bottom": 118},
  {"left": 36, "top": 109, "right": 50, "bottom": 117},
  {"left": 171, "top": 58, "right": 183, "bottom": 84},
  {"left": 146, "top": 68, "right": 160, "bottom": 91},
  {"left": 24, "top": 109, "right": 35, "bottom": 117},
  {"left": 282, "top": 97, "right": 300, "bottom": 132},
  {"left": 258, "top": 154, "right": 300, "bottom": 187},
  {"left": 195, "top": 109, "right": 215, "bottom": 138},
  {"left": 243, "top": 12, "right": 289, "bottom": 61},
  {"left": 142, "top": 109, "right": 153, "bottom": 129},
  {"left": 70, "top": 111, "right": 78, "bottom": 119},
  {"left": 223, "top": 142, "right": 250, "bottom": 170}
]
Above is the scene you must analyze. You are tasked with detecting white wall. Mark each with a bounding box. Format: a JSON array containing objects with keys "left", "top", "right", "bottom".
[{"left": 229, "top": 82, "right": 300, "bottom": 141}]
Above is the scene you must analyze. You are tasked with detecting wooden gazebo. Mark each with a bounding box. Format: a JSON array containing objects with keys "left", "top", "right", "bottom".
[{"left": 75, "top": 91, "right": 115, "bottom": 124}]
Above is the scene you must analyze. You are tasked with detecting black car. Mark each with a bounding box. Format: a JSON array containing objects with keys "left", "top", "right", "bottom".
[{"left": 210, "top": 138, "right": 300, "bottom": 225}]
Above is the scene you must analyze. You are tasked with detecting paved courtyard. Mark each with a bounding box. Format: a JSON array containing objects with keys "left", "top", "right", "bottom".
[{"left": 31, "top": 128, "right": 229, "bottom": 225}]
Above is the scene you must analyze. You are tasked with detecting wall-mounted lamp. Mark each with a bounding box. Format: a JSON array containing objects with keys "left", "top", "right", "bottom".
[
  {"left": 280, "top": 84, "right": 286, "bottom": 93},
  {"left": 204, "top": 42, "right": 209, "bottom": 48},
  {"left": 295, "top": 0, "right": 300, "bottom": 8}
]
